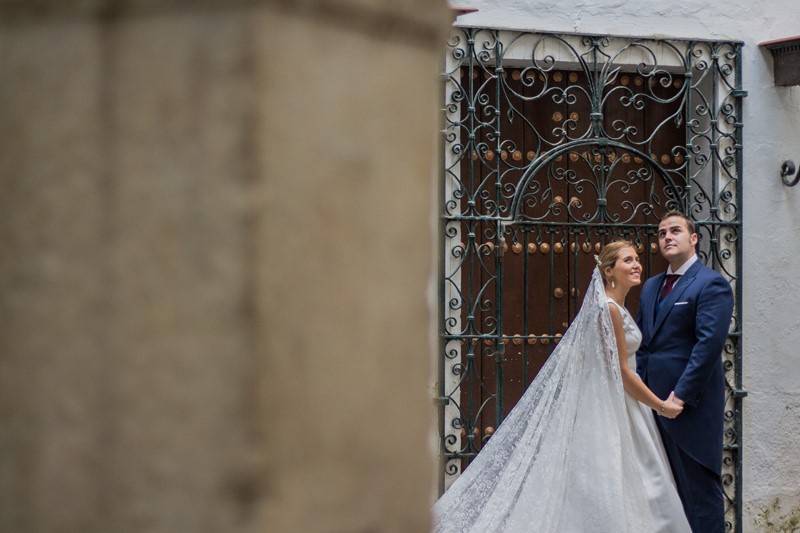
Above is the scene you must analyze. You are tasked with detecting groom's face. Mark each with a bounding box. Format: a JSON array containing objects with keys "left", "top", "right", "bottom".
[{"left": 657, "top": 216, "right": 698, "bottom": 262}]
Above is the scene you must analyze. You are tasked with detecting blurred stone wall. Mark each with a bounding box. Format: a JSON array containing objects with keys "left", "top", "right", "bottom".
[{"left": 0, "top": 2, "right": 448, "bottom": 532}]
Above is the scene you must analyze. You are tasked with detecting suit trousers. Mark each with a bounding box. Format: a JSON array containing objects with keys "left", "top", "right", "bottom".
[{"left": 655, "top": 416, "right": 725, "bottom": 533}]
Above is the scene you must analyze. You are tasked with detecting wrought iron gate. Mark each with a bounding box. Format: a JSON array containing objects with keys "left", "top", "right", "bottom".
[{"left": 437, "top": 28, "right": 745, "bottom": 531}]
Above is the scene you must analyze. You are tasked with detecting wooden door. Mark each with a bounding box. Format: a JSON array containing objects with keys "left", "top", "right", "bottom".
[{"left": 454, "top": 66, "right": 684, "bottom": 465}]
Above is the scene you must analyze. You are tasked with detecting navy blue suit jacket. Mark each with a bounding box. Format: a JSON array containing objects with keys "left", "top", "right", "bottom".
[{"left": 635, "top": 259, "right": 734, "bottom": 475}]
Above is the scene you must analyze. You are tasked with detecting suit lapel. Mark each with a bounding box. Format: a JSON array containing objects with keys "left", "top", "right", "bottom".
[
  {"left": 651, "top": 260, "right": 703, "bottom": 337},
  {"left": 645, "top": 272, "right": 664, "bottom": 336}
]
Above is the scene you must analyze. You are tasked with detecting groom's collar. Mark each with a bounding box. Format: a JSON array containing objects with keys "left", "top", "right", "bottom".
[{"left": 666, "top": 253, "right": 698, "bottom": 276}]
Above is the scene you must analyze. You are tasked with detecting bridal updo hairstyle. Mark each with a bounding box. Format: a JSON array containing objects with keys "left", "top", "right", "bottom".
[{"left": 597, "top": 240, "right": 635, "bottom": 286}]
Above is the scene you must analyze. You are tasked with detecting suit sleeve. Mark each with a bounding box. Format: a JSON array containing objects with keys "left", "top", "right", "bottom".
[
  {"left": 673, "top": 275, "right": 734, "bottom": 406},
  {"left": 635, "top": 301, "right": 643, "bottom": 331},
  {"left": 634, "top": 281, "right": 647, "bottom": 378}
]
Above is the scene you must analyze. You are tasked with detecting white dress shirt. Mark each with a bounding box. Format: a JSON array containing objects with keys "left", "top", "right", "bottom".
[
  {"left": 667, "top": 253, "right": 698, "bottom": 276},
  {"left": 662, "top": 253, "right": 698, "bottom": 291}
]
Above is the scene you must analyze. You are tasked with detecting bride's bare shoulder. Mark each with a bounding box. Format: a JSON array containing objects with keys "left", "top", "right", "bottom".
[{"left": 606, "top": 301, "right": 623, "bottom": 322}]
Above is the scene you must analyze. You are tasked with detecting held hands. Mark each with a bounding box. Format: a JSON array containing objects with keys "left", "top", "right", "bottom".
[
  {"left": 659, "top": 391, "right": 684, "bottom": 419},
  {"left": 668, "top": 391, "right": 685, "bottom": 408}
]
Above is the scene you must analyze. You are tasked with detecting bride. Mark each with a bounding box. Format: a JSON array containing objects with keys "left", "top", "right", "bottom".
[{"left": 432, "top": 240, "right": 691, "bottom": 533}]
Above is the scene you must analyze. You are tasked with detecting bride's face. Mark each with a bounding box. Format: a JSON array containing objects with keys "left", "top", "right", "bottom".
[{"left": 608, "top": 247, "right": 642, "bottom": 289}]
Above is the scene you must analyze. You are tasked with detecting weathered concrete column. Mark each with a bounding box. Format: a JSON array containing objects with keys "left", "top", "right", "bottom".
[{"left": 0, "top": 2, "right": 448, "bottom": 532}]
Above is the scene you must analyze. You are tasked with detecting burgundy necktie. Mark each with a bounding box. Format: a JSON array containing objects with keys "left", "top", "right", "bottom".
[{"left": 660, "top": 274, "right": 680, "bottom": 300}]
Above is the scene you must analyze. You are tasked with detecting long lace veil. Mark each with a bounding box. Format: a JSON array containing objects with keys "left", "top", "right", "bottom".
[{"left": 432, "top": 267, "right": 654, "bottom": 532}]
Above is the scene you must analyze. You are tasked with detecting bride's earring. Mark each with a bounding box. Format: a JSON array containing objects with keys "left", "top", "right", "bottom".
[{"left": 611, "top": 279, "right": 616, "bottom": 289}]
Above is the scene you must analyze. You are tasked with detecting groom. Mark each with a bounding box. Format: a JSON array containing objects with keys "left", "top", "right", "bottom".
[{"left": 635, "top": 211, "right": 734, "bottom": 533}]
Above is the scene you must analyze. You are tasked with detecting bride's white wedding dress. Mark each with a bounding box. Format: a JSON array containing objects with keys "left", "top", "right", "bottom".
[{"left": 432, "top": 268, "right": 690, "bottom": 533}]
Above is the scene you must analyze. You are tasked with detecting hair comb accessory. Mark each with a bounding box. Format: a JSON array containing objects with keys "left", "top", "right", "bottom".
[{"left": 594, "top": 254, "right": 602, "bottom": 267}]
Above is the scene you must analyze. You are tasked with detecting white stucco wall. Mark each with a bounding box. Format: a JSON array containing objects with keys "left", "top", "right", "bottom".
[{"left": 454, "top": 1, "right": 800, "bottom": 530}]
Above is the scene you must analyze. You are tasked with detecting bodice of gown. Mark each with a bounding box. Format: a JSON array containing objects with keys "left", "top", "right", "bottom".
[{"left": 607, "top": 298, "right": 642, "bottom": 365}]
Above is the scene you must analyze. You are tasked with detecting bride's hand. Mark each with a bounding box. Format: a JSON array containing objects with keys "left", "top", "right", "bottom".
[{"left": 660, "top": 398, "right": 683, "bottom": 419}]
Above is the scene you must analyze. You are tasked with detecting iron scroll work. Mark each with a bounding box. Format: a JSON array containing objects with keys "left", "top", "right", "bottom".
[{"left": 438, "top": 29, "right": 745, "bottom": 531}]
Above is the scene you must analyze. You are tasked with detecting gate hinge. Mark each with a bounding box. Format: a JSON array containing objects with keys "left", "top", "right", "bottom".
[
  {"left": 732, "top": 89, "right": 748, "bottom": 98},
  {"left": 434, "top": 396, "right": 451, "bottom": 406},
  {"left": 732, "top": 388, "right": 748, "bottom": 399}
]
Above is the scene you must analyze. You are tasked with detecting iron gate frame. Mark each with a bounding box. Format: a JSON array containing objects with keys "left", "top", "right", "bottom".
[{"left": 437, "top": 26, "right": 746, "bottom": 531}]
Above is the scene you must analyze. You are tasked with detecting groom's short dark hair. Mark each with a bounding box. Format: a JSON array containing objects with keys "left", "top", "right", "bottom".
[{"left": 659, "top": 210, "right": 696, "bottom": 234}]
